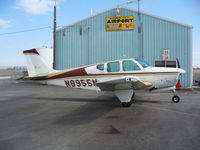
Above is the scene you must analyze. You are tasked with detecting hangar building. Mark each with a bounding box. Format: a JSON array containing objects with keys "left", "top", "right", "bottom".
[{"left": 56, "top": 6, "right": 193, "bottom": 87}]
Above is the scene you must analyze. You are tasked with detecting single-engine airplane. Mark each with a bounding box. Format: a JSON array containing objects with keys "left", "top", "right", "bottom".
[{"left": 23, "top": 48, "right": 185, "bottom": 107}]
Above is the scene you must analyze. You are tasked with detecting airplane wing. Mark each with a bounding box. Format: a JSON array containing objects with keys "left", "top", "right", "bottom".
[{"left": 96, "top": 76, "right": 153, "bottom": 91}]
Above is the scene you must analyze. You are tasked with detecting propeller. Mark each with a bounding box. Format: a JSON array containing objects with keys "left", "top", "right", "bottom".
[
  {"left": 176, "top": 58, "right": 181, "bottom": 68},
  {"left": 176, "top": 58, "right": 185, "bottom": 75}
]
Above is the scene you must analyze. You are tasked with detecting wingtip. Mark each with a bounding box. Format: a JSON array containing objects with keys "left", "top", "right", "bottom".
[{"left": 143, "top": 81, "right": 153, "bottom": 87}]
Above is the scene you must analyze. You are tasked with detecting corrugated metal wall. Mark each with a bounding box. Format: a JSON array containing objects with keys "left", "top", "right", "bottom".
[{"left": 56, "top": 7, "right": 192, "bottom": 87}]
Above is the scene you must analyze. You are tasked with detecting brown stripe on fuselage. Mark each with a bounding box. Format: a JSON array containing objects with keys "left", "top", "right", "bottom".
[
  {"left": 46, "top": 67, "right": 88, "bottom": 80},
  {"left": 23, "top": 49, "right": 40, "bottom": 55}
]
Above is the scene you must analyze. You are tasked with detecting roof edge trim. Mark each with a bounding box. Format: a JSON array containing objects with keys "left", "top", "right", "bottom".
[{"left": 57, "top": 6, "right": 193, "bottom": 32}]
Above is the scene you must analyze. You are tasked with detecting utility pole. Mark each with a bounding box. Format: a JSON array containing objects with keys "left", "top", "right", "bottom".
[
  {"left": 138, "top": 0, "right": 141, "bottom": 33},
  {"left": 137, "top": 0, "right": 143, "bottom": 59},
  {"left": 53, "top": 1, "right": 56, "bottom": 69}
]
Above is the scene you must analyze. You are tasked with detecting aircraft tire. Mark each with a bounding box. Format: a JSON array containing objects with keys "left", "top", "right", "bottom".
[
  {"left": 172, "top": 95, "right": 180, "bottom": 103},
  {"left": 121, "top": 101, "right": 132, "bottom": 107}
]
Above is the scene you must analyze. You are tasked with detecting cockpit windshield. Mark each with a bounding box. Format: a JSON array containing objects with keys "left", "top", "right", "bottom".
[{"left": 135, "top": 58, "right": 151, "bottom": 68}]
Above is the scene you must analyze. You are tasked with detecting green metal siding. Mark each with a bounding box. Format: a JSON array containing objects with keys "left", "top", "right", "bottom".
[{"left": 56, "top": 7, "right": 192, "bottom": 87}]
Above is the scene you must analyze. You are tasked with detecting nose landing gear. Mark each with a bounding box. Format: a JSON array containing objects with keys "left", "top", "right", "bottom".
[
  {"left": 172, "top": 89, "right": 180, "bottom": 103},
  {"left": 172, "top": 95, "right": 180, "bottom": 103}
]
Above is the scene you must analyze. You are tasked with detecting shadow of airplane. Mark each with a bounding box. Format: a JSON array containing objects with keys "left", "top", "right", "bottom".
[
  {"left": 29, "top": 96, "right": 169, "bottom": 126},
  {"left": 31, "top": 96, "right": 119, "bottom": 126}
]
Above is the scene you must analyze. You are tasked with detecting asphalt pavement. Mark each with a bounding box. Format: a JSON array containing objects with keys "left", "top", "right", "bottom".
[{"left": 0, "top": 79, "right": 200, "bottom": 150}]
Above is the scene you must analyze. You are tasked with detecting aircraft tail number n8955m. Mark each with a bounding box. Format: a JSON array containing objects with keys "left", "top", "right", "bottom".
[{"left": 23, "top": 48, "right": 186, "bottom": 107}]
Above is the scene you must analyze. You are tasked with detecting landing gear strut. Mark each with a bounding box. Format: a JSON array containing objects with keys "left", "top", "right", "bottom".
[{"left": 172, "top": 89, "right": 180, "bottom": 103}]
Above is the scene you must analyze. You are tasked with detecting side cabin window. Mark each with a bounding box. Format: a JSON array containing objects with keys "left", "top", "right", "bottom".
[
  {"left": 123, "top": 60, "right": 140, "bottom": 71},
  {"left": 96, "top": 64, "right": 104, "bottom": 71},
  {"left": 107, "top": 61, "right": 120, "bottom": 72}
]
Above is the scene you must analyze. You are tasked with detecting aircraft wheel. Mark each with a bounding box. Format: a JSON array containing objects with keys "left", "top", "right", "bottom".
[
  {"left": 121, "top": 101, "right": 132, "bottom": 107},
  {"left": 172, "top": 95, "right": 180, "bottom": 103}
]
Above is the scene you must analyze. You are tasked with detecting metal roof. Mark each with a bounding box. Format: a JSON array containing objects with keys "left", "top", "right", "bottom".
[{"left": 57, "top": 6, "right": 193, "bottom": 32}]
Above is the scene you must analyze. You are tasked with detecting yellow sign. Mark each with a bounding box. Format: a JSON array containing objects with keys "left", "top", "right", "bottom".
[{"left": 106, "top": 16, "right": 134, "bottom": 31}]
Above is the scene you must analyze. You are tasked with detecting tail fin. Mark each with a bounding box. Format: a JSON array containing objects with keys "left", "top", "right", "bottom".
[{"left": 23, "top": 48, "right": 54, "bottom": 77}]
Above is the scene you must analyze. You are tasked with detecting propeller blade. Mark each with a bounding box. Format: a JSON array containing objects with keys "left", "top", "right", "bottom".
[{"left": 176, "top": 58, "right": 181, "bottom": 68}]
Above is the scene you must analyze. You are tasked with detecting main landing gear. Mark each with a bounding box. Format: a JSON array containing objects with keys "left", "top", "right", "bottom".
[
  {"left": 115, "top": 90, "right": 134, "bottom": 107},
  {"left": 121, "top": 100, "right": 133, "bottom": 107},
  {"left": 121, "top": 93, "right": 135, "bottom": 107},
  {"left": 172, "top": 89, "right": 180, "bottom": 103}
]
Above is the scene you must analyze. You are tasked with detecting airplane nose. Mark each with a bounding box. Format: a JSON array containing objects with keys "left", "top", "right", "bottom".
[{"left": 179, "top": 69, "right": 186, "bottom": 74}]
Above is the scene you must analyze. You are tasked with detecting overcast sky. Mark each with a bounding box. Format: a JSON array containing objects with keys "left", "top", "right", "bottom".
[{"left": 0, "top": 0, "right": 199, "bottom": 67}]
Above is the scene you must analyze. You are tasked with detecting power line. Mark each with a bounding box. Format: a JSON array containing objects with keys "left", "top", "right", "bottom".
[{"left": 0, "top": 26, "right": 52, "bottom": 36}]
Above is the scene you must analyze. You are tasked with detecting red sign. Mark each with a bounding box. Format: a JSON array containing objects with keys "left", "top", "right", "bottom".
[{"left": 162, "top": 49, "right": 170, "bottom": 60}]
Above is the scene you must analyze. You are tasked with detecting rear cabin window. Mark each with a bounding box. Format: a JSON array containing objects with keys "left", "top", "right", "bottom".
[
  {"left": 96, "top": 64, "right": 104, "bottom": 71},
  {"left": 123, "top": 60, "right": 140, "bottom": 71},
  {"left": 135, "top": 58, "right": 151, "bottom": 68},
  {"left": 107, "top": 62, "right": 120, "bottom": 72}
]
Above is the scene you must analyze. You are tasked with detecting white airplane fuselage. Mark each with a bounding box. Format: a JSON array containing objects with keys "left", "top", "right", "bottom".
[{"left": 41, "top": 61, "right": 184, "bottom": 92}]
